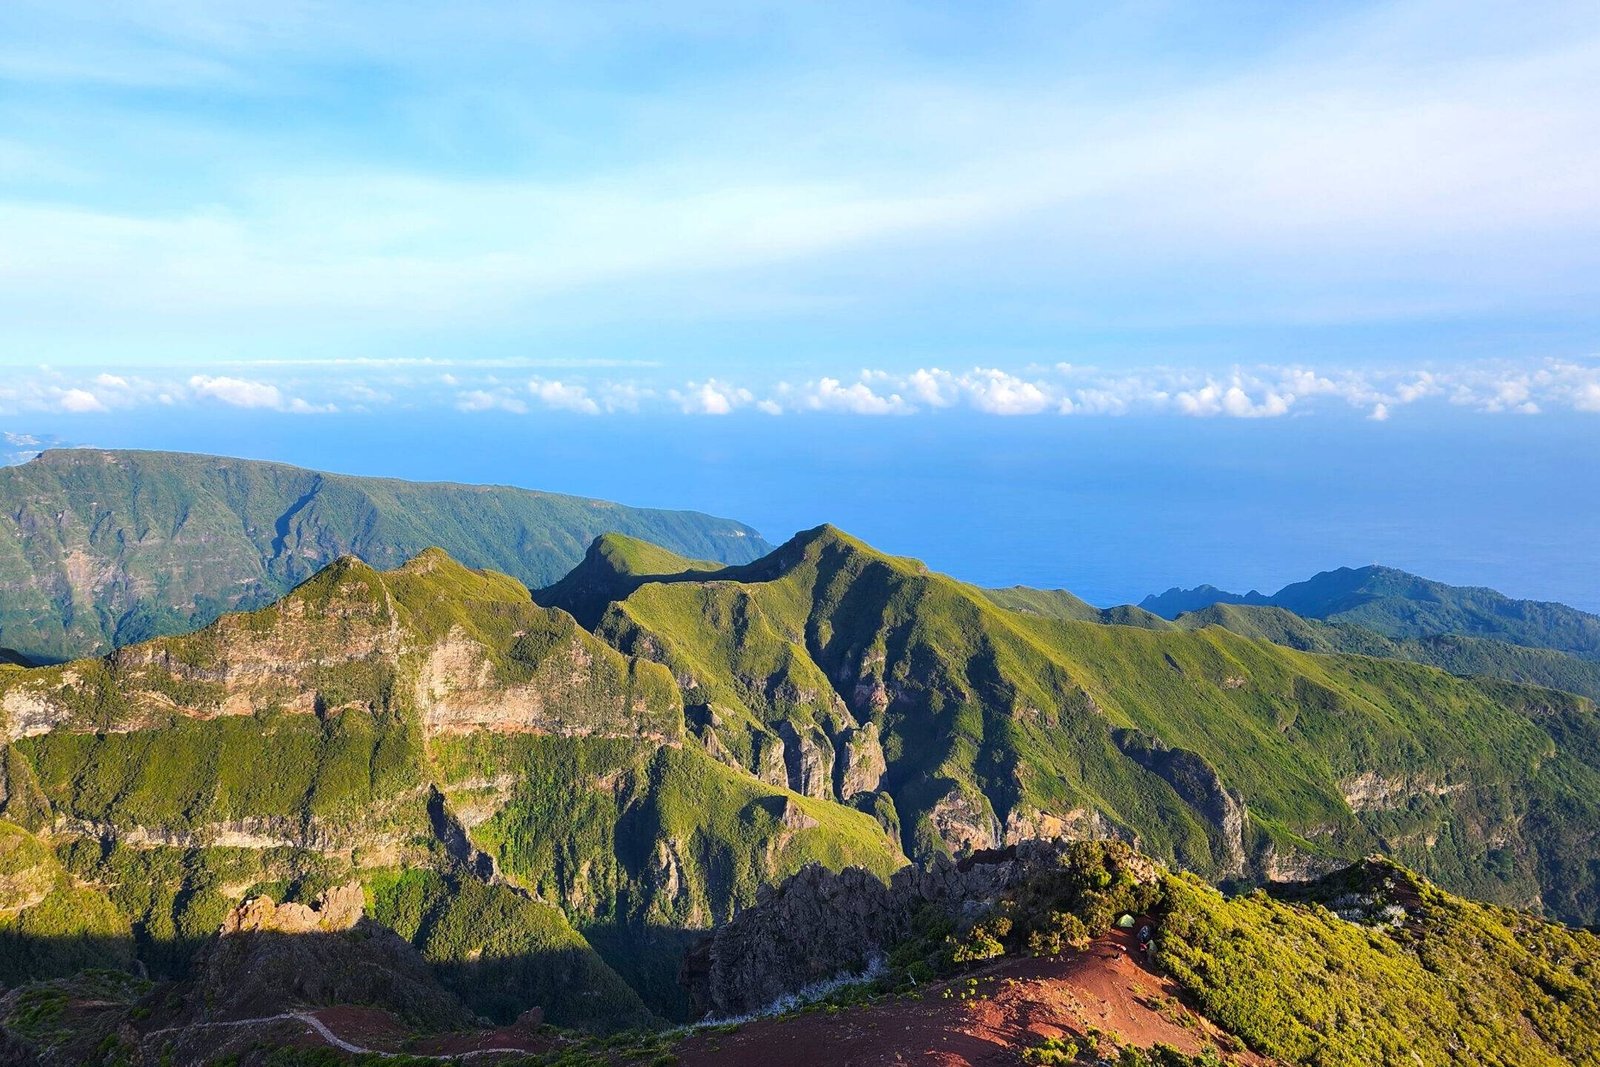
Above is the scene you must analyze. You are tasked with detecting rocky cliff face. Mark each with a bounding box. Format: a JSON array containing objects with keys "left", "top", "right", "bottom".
[
  {"left": 683, "top": 840, "right": 1160, "bottom": 1018},
  {"left": 181, "top": 885, "right": 475, "bottom": 1031}
]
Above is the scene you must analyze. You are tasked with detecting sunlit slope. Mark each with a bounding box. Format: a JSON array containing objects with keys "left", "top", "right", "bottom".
[
  {"left": 0, "top": 547, "right": 898, "bottom": 1024},
  {"left": 0, "top": 448, "right": 770, "bottom": 662},
  {"left": 585, "top": 525, "right": 1600, "bottom": 922}
]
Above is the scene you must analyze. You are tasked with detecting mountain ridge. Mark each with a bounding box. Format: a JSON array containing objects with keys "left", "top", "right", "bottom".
[
  {"left": 0, "top": 448, "right": 771, "bottom": 663},
  {"left": 1141, "top": 564, "right": 1600, "bottom": 660}
]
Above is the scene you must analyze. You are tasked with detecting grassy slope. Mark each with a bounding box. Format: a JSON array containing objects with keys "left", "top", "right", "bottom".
[
  {"left": 983, "top": 586, "right": 1175, "bottom": 630},
  {"left": 535, "top": 532, "right": 728, "bottom": 629},
  {"left": 0, "top": 448, "right": 770, "bottom": 662},
  {"left": 430, "top": 733, "right": 903, "bottom": 1017},
  {"left": 1159, "top": 861, "right": 1600, "bottom": 1067},
  {"left": 1176, "top": 602, "right": 1600, "bottom": 702},
  {"left": 0, "top": 548, "right": 901, "bottom": 1023},
  {"left": 585, "top": 526, "right": 1600, "bottom": 924},
  {"left": 1145, "top": 565, "right": 1600, "bottom": 661}
]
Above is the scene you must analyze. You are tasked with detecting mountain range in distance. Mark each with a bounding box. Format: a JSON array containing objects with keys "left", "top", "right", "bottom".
[
  {"left": 3, "top": 447, "right": 1600, "bottom": 1065},
  {"left": 0, "top": 449, "right": 769, "bottom": 664}
]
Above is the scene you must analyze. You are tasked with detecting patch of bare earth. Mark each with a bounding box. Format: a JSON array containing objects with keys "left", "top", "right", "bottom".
[{"left": 674, "top": 932, "right": 1273, "bottom": 1067}]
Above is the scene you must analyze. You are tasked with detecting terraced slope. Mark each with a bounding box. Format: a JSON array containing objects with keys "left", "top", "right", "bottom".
[
  {"left": 565, "top": 526, "right": 1600, "bottom": 923},
  {"left": 0, "top": 448, "right": 770, "bottom": 663}
]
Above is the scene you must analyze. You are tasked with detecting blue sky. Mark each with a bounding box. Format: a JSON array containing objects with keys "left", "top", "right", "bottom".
[
  {"left": 2, "top": 2, "right": 1599, "bottom": 603},
  {"left": 0, "top": 0, "right": 1598, "bottom": 422}
]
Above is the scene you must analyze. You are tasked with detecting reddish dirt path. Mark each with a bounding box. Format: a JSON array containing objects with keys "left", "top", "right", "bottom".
[{"left": 673, "top": 932, "right": 1273, "bottom": 1067}]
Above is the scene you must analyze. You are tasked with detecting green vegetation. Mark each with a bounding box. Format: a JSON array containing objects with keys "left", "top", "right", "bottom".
[
  {"left": 1142, "top": 564, "right": 1600, "bottom": 661},
  {"left": 0, "top": 821, "right": 133, "bottom": 984},
  {"left": 0, "top": 447, "right": 769, "bottom": 662},
  {"left": 367, "top": 867, "right": 652, "bottom": 1030},
  {"left": 4, "top": 521, "right": 1600, "bottom": 1048},
  {"left": 1159, "top": 860, "right": 1600, "bottom": 1066},
  {"left": 1172, "top": 602, "right": 1600, "bottom": 702},
  {"left": 575, "top": 524, "right": 1600, "bottom": 926}
]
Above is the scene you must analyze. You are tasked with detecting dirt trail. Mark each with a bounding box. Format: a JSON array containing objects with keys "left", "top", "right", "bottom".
[
  {"left": 674, "top": 931, "right": 1273, "bottom": 1066},
  {"left": 140, "top": 1006, "right": 547, "bottom": 1061}
]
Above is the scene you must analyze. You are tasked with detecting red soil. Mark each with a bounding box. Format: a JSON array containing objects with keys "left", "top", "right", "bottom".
[{"left": 673, "top": 931, "right": 1274, "bottom": 1067}]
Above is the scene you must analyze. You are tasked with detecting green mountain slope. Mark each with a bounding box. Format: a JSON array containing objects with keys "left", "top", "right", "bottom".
[
  {"left": 698, "top": 841, "right": 1600, "bottom": 1067},
  {"left": 0, "top": 448, "right": 770, "bottom": 663},
  {"left": 1143, "top": 565, "right": 1600, "bottom": 660},
  {"left": 1175, "top": 602, "right": 1600, "bottom": 702},
  {"left": 566, "top": 525, "right": 1600, "bottom": 925},
  {"left": 0, "top": 548, "right": 898, "bottom": 1024},
  {"left": 983, "top": 585, "right": 1174, "bottom": 629}
]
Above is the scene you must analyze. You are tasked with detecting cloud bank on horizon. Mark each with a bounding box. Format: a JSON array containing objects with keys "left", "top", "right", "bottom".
[
  {"left": 1, "top": 0, "right": 1598, "bottom": 381},
  {"left": 3, "top": 356, "right": 1598, "bottom": 423}
]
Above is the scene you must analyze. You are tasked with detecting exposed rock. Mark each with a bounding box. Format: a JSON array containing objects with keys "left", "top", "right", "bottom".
[
  {"left": 1261, "top": 841, "right": 1346, "bottom": 883},
  {"left": 220, "top": 881, "right": 365, "bottom": 936},
  {"left": 756, "top": 734, "right": 790, "bottom": 790},
  {"left": 929, "top": 788, "right": 1000, "bottom": 854},
  {"left": 1113, "top": 729, "right": 1249, "bottom": 877},
  {"left": 777, "top": 721, "right": 832, "bottom": 800},
  {"left": 0, "top": 686, "right": 70, "bottom": 743},
  {"left": 777, "top": 797, "right": 819, "bottom": 831},
  {"left": 1004, "top": 806, "right": 1130, "bottom": 846},
  {"left": 684, "top": 839, "right": 1160, "bottom": 1018},
  {"left": 1339, "top": 771, "right": 1466, "bottom": 812},
  {"left": 838, "top": 722, "right": 887, "bottom": 799}
]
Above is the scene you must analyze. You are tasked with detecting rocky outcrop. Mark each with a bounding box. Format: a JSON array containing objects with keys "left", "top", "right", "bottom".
[
  {"left": 928, "top": 787, "right": 1001, "bottom": 854},
  {"left": 1004, "top": 805, "right": 1131, "bottom": 846},
  {"left": 1338, "top": 771, "right": 1465, "bottom": 813},
  {"left": 220, "top": 881, "right": 366, "bottom": 936},
  {"left": 777, "top": 721, "right": 833, "bottom": 800},
  {"left": 837, "top": 722, "right": 887, "bottom": 799},
  {"left": 684, "top": 839, "right": 1156, "bottom": 1018},
  {"left": 1113, "top": 729, "right": 1249, "bottom": 877},
  {"left": 185, "top": 885, "right": 475, "bottom": 1031}
]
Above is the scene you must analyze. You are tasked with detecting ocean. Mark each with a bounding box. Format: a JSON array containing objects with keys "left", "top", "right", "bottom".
[{"left": 18, "top": 408, "right": 1600, "bottom": 611}]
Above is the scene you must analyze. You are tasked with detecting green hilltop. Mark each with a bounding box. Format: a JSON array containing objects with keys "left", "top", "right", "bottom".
[
  {"left": 1142, "top": 564, "right": 1600, "bottom": 661},
  {"left": 0, "top": 448, "right": 770, "bottom": 664}
]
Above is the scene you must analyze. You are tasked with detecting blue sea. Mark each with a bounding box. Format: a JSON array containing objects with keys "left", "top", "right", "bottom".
[{"left": 18, "top": 410, "right": 1600, "bottom": 612}]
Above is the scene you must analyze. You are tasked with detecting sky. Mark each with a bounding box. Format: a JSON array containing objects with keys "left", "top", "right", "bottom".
[{"left": 1, "top": 1, "right": 1598, "bottom": 602}]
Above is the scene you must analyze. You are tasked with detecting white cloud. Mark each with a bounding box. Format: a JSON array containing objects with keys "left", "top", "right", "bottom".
[
  {"left": 961, "top": 369, "right": 1054, "bottom": 416},
  {"left": 187, "top": 374, "right": 282, "bottom": 409},
  {"left": 528, "top": 378, "right": 601, "bottom": 415},
  {"left": 455, "top": 389, "right": 528, "bottom": 414},
  {"left": 905, "top": 368, "right": 958, "bottom": 409},
  {"left": 795, "top": 376, "right": 911, "bottom": 415},
  {"left": 56, "top": 387, "right": 108, "bottom": 413},
  {"left": 1576, "top": 381, "right": 1600, "bottom": 413},
  {"left": 673, "top": 379, "right": 753, "bottom": 415}
]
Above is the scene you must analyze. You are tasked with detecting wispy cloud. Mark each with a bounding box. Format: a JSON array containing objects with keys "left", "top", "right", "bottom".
[{"left": 0, "top": 0, "right": 1596, "bottom": 363}]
